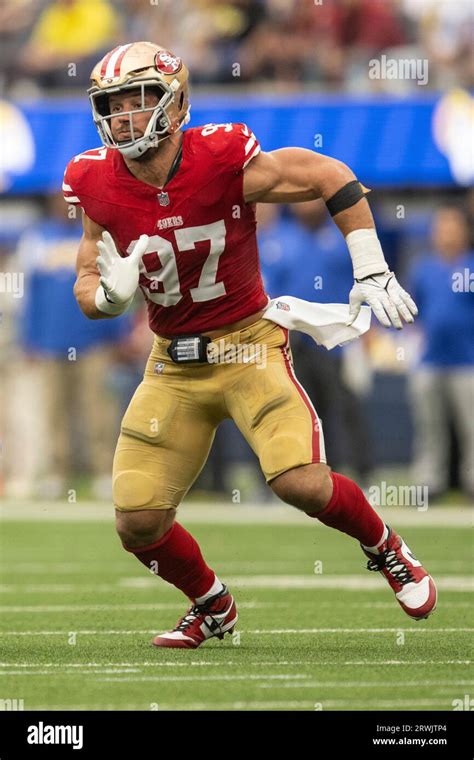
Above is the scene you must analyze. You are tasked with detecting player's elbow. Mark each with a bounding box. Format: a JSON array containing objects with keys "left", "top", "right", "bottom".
[
  {"left": 73, "top": 278, "right": 102, "bottom": 320},
  {"left": 332, "top": 157, "right": 356, "bottom": 183},
  {"left": 315, "top": 156, "right": 356, "bottom": 197}
]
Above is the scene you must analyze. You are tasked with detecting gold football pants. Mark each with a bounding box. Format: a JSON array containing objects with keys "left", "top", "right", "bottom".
[{"left": 113, "top": 318, "right": 326, "bottom": 511}]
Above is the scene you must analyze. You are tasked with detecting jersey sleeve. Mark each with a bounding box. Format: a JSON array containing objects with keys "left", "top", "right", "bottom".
[
  {"left": 199, "top": 122, "right": 261, "bottom": 174},
  {"left": 62, "top": 157, "right": 84, "bottom": 209},
  {"left": 229, "top": 122, "right": 261, "bottom": 172},
  {"left": 63, "top": 147, "right": 108, "bottom": 210}
]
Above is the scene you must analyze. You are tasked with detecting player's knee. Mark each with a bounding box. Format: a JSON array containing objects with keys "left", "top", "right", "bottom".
[
  {"left": 270, "top": 463, "right": 332, "bottom": 511},
  {"left": 113, "top": 469, "right": 176, "bottom": 546},
  {"left": 115, "top": 507, "right": 175, "bottom": 548}
]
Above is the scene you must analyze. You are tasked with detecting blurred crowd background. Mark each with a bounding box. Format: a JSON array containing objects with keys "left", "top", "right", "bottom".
[
  {"left": 1, "top": 0, "right": 473, "bottom": 93},
  {"left": 0, "top": 0, "right": 473, "bottom": 505}
]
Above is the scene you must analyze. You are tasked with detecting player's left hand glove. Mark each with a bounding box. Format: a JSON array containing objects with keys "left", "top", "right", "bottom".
[
  {"left": 347, "top": 271, "right": 418, "bottom": 329},
  {"left": 96, "top": 231, "right": 149, "bottom": 306}
]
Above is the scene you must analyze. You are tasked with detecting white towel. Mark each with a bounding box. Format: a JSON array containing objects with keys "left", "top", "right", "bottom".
[{"left": 262, "top": 295, "right": 372, "bottom": 350}]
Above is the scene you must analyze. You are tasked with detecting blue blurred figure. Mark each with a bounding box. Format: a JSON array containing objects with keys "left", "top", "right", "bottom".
[
  {"left": 9, "top": 192, "right": 131, "bottom": 499},
  {"left": 408, "top": 206, "right": 474, "bottom": 500}
]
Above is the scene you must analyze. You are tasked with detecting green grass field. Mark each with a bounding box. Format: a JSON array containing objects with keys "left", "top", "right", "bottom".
[{"left": 0, "top": 502, "right": 472, "bottom": 711}]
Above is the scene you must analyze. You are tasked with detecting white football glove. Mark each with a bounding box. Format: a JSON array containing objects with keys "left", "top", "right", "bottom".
[
  {"left": 347, "top": 271, "right": 418, "bottom": 329},
  {"left": 95, "top": 231, "right": 149, "bottom": 313}
]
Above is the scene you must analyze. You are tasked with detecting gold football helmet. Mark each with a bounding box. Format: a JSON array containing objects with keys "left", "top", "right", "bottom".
[{"left": 88, "top": 41, "right": 190, "bottom": 158}]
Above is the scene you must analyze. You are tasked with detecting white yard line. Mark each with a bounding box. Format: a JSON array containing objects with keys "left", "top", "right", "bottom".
[
  {"left": 0, "top": 562, "right": 128, "bottom": 572},
  {"left": 0, "top": 601, "right": 283, "bottom": 613},
  {"left": 153, "top": 699, "right": 467, "bottom": 709},
  {"left": 8, "top": 701, "right": 318, "bottom": 710},
  {"left": 1, "top": 559, "right": 470, "bottom": 573},
  {"left": 246, "top": 627, "right": 474, "bottom": 634},
  {"left": 21, "top": 699, "right": 461, "bottom": 710},
  {"left": 1, "top": 502, "right": 472, "bottom": 526},
  {"left": 0, "top": 627, "right": 471, "bottom": 636},
  {"left": 120, "top": 575, "right": 474, "bottom": 591},
  {"left": 0, "top": 585, "right": 123, "bottom": 594},
  {"left": 0, "top": 669, "right": 141, "bottom": 676},
  {"left": 0, "top": 630, "right": 157, "bottom": 635},
  {"left": 1, "top": 670, "right": 471, "bottom": 688},
  {"left": 0, "top": 662, "right": 227, "bottom": 669},
  {"left": 258, "top": 683, "right": 472, "bottom": 694},
  {"left": 87, "top": 674, "right": 312, "bottom": 684},
  {"left": 0, "top": 660, "right": 470, "bottom": 668},
  {"left": 0, "top": 586, "right": 470, "bottom": 612},
  {"left": 259, "top": 680, "right": 473, "bottom": 688},
  {"left": 0, "top": 576, "right": 471, "bottom": 595}
]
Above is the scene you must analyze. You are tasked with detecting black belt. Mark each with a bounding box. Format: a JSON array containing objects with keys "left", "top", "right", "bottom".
[{"left": 167, "top": 334, "right": 212, "bottom": 363}]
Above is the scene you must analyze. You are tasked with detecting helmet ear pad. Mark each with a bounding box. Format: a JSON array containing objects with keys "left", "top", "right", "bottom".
[{"left": 167, "top": 115, "right": 181, "bottom": 134}]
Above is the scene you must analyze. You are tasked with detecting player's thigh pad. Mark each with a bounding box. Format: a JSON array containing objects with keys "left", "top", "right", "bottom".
[
  {"left": 113, "top": 380, "right": 215, "bottom": 511},
  {"left": 225, "top": 336, "right": 326, "bottom": 482}
]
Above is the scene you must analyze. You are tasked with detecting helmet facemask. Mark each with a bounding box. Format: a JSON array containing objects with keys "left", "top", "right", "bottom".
[{"left": 88, "top": 78, "right": 190, "bottom": 159}]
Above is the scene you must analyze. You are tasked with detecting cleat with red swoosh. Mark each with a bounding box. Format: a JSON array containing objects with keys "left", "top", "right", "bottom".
[
  {"left": 152, "top": 585, "right": 237, "bottom": 649},
  {"left": 361, "top": 526, "right": 437, "bottom": 620}
]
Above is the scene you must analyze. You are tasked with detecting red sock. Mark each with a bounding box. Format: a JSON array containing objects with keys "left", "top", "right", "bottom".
[
  {"left": 308, "top": 471, "right": 385, "bottom": 546},
  {"left": 124, "top": 522, "right": 215, "bottom": 601}
]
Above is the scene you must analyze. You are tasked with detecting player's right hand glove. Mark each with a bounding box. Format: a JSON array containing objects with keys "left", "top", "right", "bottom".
[
  {"left": 95, "top": 231, "right": 149, "bottom": 313},
  {"left": 347, "top": 270, "right": 418, "bottom": 330}
]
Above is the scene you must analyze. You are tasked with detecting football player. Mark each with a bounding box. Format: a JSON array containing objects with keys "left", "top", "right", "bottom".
[{"left": 64, "top": 42, "right": 437, "bottom": 649}]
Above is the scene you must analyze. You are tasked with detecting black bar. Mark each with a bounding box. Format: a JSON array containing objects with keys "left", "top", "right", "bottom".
[{"left": 0, "top": 710, "right": 472, "bottom": 758}]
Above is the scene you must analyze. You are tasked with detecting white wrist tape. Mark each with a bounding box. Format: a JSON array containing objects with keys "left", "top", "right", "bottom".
[
  {"left": 345, "top": 228, "right": 388, "bottom": 280},
  {"left": 95, "top": 286, "right": 132, "bottom": 316}
]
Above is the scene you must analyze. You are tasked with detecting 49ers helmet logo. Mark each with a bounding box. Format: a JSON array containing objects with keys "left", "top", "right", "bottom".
[{"left": 155, "top": 50, "right": 182, "bottom": 75}]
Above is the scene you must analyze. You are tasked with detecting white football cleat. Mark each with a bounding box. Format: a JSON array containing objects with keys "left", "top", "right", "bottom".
[
  {"left": 361, "top": 526, "right": 437, "bottom": 620},
  {"left": 152, "top": 585, "right": 238, "bottom": 649}
]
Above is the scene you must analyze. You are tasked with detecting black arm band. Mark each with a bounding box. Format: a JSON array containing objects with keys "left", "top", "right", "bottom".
[{"left": 325, "top": 180, "right": 370, "bottom": 217}]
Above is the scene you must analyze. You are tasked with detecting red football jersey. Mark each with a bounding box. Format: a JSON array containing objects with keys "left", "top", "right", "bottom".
[{"left": 63, "top": 123, "right": 268, "bottom": 335}]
